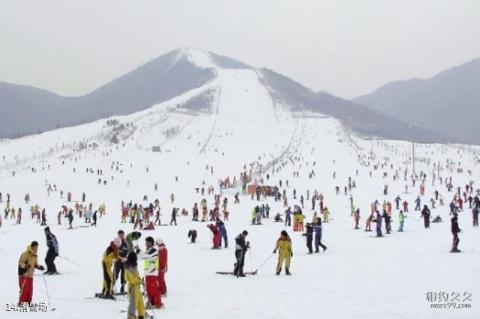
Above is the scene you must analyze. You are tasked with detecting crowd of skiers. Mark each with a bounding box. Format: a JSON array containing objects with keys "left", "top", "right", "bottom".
[
  {"left": 97, "top": 230, "right": 168, "bottom": 318},
  {"left": 4, "top": 141, "right": 480, "bottom": 319}
]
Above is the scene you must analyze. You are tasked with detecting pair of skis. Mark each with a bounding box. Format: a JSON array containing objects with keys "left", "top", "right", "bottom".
[
  {"left": 216, "top": 252, "right": 275, "bottom": 276},
  {"left": 215, "top": 271, "right": 257, "bottom": 276}
]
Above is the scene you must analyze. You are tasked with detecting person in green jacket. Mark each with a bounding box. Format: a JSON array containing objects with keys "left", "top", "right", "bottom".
[
  {"left": 398, "top": 210, "right": 407, "bottom": 232},
  {"left": 126, "top": 231, "right": 142, "bottom": 252}
]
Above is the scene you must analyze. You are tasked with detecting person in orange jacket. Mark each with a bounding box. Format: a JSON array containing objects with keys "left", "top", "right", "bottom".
[
  {"left": 18, "top": 241, "right": 45, "bottom": 304},
  {"left": 156, "top": 238, "right": 168, "bottom": 297}
]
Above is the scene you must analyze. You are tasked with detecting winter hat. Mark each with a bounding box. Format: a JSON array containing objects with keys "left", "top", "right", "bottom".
[
  {"left": 113, "top": 237, "right": 122, "bottom": 247},
  {"left": 156, "top": 238, "right": 164, "bottom": 246}
]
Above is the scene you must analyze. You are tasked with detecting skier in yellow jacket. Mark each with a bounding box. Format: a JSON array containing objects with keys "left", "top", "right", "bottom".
[
  {"left": 273, "top": 230, "right": 292, "bottom": 275},
  {"left": 125, "top": 251, "right": 146, "bottom": 319},
  {"left": 98, "top": 238, "right": 121, "bottom": 299},
  {"left": 18, "top": 241, "right": 45, "bottom": 304}
]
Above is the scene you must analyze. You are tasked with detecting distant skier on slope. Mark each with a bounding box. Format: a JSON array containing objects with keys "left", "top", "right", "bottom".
[
  {"left": 398, "top": 210, "right": 407, "bottom": 232},
  {"left": 450, "top": 212, "right": 461, "bottom": 253},
  {"left": 374, "top": 211, "right": 383, "bottom": 237},
  {"left": 421, "top": 205, "right": 431, "bottom": 229}
]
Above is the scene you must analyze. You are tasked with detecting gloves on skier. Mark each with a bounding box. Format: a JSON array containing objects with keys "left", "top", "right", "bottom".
[
  {"left": 273, "top": 249, "right": 277, "bottom": 254},
  {"left": 38, "top": 265, "right": 45, "bottom": 271}
]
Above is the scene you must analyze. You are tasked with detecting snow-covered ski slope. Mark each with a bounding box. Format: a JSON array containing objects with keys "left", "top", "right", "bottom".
[{"left": 1, "top": 49, "right": 479, "bottom": 319}]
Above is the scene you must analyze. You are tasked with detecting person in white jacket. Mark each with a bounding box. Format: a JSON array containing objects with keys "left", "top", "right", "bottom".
[{"left": 138, "top": 236, "right": 162, "bottom": 309}]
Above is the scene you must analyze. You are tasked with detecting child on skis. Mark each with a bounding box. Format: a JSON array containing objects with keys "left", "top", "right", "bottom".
[{"left": 125, "top": 252, "right": 146, "bottom": 319}]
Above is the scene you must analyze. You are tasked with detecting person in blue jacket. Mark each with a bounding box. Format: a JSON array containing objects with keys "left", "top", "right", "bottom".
[
  {"left": 44, "top": 227, "right": 59, "bottom": 274},
  {"left": 375, "top": 211, "right": 383, "bottom": 237},
  {"left": 216, "top": 218, "right": 228, "bottom": 248},
  {"left": 285, "top": 207, "right": 292, "bottom": 226},
  {"left": 313, "top": 218, "right": 327, "bottom": 253}
]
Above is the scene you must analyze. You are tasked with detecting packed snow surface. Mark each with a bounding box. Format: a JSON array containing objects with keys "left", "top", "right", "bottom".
[{"left": 1, "top": 60, "right": 479, "bottom": 319}]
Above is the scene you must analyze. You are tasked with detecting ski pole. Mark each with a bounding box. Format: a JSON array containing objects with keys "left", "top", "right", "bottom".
[
  {"left": 248, "top": 249, "right": 254, "bottom": 271},
  {"left": 42, "top": 273, "right": 55, "bottom": 310},
  {"left": 58, "top": 255, "right": 80, "bottom": 266},
  {"left": 253, "top": 253, "right": 274, "bottom": 274}
]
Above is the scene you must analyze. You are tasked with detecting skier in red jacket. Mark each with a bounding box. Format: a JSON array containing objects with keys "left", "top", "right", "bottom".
[
  {"left": 156, "top": 238, "right": 168, "bottom": 297},
  {"left": 207, "top": 224, "right": 221, "bottom": 249}
]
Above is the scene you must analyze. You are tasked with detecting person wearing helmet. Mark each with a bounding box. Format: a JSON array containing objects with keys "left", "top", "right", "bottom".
[
  {"left": 156, "top": 238, "right": 168, "bottom": 297},
  {"left": 273, "top": 230, "right": 292, "bottom": 275}
]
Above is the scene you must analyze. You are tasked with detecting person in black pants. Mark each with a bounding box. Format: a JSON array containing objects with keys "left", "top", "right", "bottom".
[
  {"left": 304, "top": 223, "right": 313, "bottom": 254},
  {"left": 451, "top": 213, "right": 461, "bottom": 253},
  {"left": 472, "top": 205, "right": 479, "bottom": 227},
  {"left": 92, "top": 211, "right": 98, "bottom": 227},
  {"left": 313, "top": 218, "right": 327, "bottom": 252},
  {"left": 44, "top": 227, "right": 59, "bottom": 274},
  {"left": 114, "top": 230, "right": 129, "bottom": 293},
  {"left": 170, "top": 208, "right": 177, "bottom": 226},
  {"left": 233, "top": 231, "right": 249, "bottom": 277},
  {"left": 421, "top": 205, "right": 431, "bottom": 229}
]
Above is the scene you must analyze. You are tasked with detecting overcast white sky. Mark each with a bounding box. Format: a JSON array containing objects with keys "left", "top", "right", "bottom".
[{"left": 1, "top": 0, "right": 479, "bottom": 99}]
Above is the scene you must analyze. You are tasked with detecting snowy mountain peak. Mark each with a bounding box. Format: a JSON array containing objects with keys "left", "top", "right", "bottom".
[
  {"left": 176, "top": 48, "right": 217, "bottom": 70},
  {"left": 174, "top": 48, "right": 252, "bottom": 71}
]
